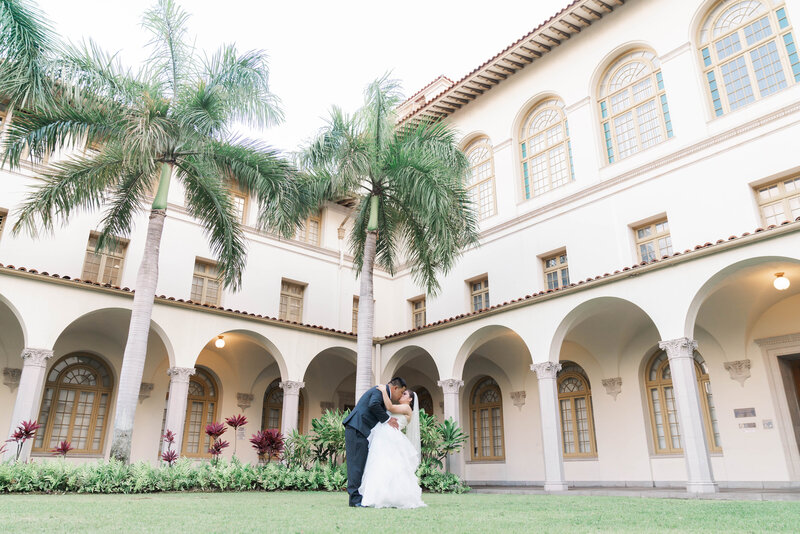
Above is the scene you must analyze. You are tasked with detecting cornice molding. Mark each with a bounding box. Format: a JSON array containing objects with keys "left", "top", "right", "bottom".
[{"left": 755, "top": 332, "right": 800, "bottom": 347}]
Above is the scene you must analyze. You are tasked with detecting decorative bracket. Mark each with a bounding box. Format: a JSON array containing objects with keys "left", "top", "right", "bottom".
[
  {"left": 601, "top": 377, "right": 622, "bottom": 400},
  {"left": 237, "top": 393, "right": 254, "bottom": 410},
  {"left": 723, "top": 360, "right": 751, "bottom": 387},
  {"left": 3, "top": 368, "right": 21, "bottom": 392},
  {"left": 510, "top": 391, "right": 526, "bottom": 409},
  {"left": 138, "top": 382, "right": 154, "bottom": 403}
]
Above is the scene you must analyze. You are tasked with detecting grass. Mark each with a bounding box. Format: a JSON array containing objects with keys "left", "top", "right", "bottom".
[{"left": 1, "top": 491, "right": 799, "bottom": 533}]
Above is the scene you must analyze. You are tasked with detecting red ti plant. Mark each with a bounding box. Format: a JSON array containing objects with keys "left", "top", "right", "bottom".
[
  {"left": 208, "top": 439, "right": 230, "bottom": 464},
  {"left": 205, "top": 422, "right": 226, "bottom": 441},
  {"left": 161, "top": 429, "right": 178, "bottom": 466},
  {"left": 161, "top": 449, "right": 178, "bottom": 466},
  {"left": 6, "top": 420, "right": 41, "bottom": 462},
  {"left": 224, "top": 414, "right": 248, "bottom": 458},
  {"left": 205, "top": 423, "right": 228, "bottom": 465},
  {"left": 250, "top": 429, "right": 284, "bottom": 464},
  {"left": 51, "top": 440, "right": 74, "bottom": 457}
]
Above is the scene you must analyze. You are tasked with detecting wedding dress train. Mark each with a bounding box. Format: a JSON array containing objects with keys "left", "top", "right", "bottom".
[{"left": 358, "top": 411, "right": 426, "bottom": 509}]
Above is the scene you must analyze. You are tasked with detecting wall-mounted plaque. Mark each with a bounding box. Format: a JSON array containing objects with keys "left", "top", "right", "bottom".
[{"left": 734, "top": 408, "right": 756, "bottom": 418}]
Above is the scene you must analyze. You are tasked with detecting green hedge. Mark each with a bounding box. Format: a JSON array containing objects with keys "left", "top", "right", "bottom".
[{"left": 0, "top": 458, "right": 468, "bottom": 494}]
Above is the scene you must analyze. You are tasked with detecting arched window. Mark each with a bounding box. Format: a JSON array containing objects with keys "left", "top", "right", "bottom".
[
  {"left": 182, "top": 367, "right": 219, "bottom": 457},
  {"left": 469, "top": 376, "right": 505, "bottom": 460},
  {"left": 645, "top": 350, "right": 722, "bottom": 454},
  {"left": 464, "top": 138, "right": 496, "bottom": 219},
  {"left": 415, "top": 387, "right": 434, "bottom": 415},
  {"left": 598, "top": 50, "right": 673, "bottom": 163},
  {"left": 261, "top": 379, "right": 305, "bottom": 433},
  {"left": 34, "top": 354, "right": 113, "bottom": 455},
  {"left": 699, "top": 1, "right": 798, "bottom": 116},
  {"left": 519, "top": 99, "right": 574, "bottom": 199},
  {"left": 557, "top": 361, "right": 597, "bottom": 458}
]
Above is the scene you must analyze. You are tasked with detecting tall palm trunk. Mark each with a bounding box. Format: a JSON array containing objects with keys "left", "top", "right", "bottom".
[
  {"left": 110, "top": 162, "right": 171, "bottom": 462},
  {"left": 354, "top": 228, "right": 377, "bottom": 402}
]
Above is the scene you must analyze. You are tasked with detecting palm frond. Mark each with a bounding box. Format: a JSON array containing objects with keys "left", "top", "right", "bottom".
[
  {"left": 203, "top": 137, "right": 309, "bottom": 238},
  {"left": 2, "top": 93, "right": 124, "bottom": 167},
  {"left": 358, "top": 73, "right": 403, "bottom": 155},
  {"left": 11, "top": 146, "right": 126, "bottom": 236},
  {"left": 194, "top": 44, "right": 283, "bottom": 131},
  {"left": 175, "top": 157, "right": 248, "bottom": 290},
  {"left": 55, "top": 39, "right": 147, "bottom": 106},
  {"left": 300, "top": 106, "right": 371, "bottom": 195},
  {"left": 142, "top": 0, "right": 194, "bottom": 98},
  {"left": 0, "top": 0, "right": 58, "bottom": 109},
  {"left": 94, "top": 165, "right": 155, "bottom": 252}
]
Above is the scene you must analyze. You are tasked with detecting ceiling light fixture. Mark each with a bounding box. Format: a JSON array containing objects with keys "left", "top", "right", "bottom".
[
  {"left": 773, "top": 272, "right": 790, "bottom": 291},
  {"left": 215, "top": 335, "right": 226, "bottom": 348}
]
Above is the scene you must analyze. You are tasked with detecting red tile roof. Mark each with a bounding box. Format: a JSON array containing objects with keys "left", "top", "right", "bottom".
[
  {"left": 0, "top": 264, "right": 355, "bottom": 338},
  {"left": 1, "top": 218, "right": 798, "bottom": 342},
  {"left": 381, "top": 218, "right": 800, "bottom": 339}
]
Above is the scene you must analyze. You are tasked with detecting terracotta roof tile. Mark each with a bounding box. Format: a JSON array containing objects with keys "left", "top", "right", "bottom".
[{"left": 381, "top": 217, "right": 800, "bottom": 339}]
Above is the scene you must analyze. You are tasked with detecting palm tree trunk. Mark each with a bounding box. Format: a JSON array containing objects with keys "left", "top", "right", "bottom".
[
  {"left": 109, "top": 162, "right": 172, "bottom": 462},
  {"left": 354, "top": 229, "right": 377, "bottom": 402}
]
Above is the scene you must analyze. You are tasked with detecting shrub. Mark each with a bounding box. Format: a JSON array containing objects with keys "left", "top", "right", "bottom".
[
  {"left": 310, "top": 409, "right": 347, "bottom": 466},
  {"left": 283, "top": 430, "right": 313, "bottom": 469},
  {"left": 0, "top": 459, "right": 351, "bottom": 494}
]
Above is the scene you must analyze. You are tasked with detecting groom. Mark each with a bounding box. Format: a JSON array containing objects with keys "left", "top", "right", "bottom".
[{"left": 342, "top": 376, "right": 406, "bottom": 507}]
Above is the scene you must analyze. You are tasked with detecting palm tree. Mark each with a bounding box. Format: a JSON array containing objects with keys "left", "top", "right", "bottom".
[
  {"left": 301, "top": 75, "right": 479, "bottom": 401},
  {"left": 2, "top": 0, "right": 309, "bottom": 462},
  {"left": 0, "top": 0, "right": 58, "bottom": 135}
]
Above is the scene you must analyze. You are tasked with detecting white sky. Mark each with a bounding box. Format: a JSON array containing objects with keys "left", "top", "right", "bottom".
[{"left": 36, "top": 0, "right": 568, "bottom": 153}]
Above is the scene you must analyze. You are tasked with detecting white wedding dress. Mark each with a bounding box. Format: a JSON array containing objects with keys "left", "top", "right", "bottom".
[{"left": 358, "top": 410, "right": 426, "bottom": 509}]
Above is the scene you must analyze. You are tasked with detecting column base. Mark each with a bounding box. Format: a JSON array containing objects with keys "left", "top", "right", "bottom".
[
  {"left": 686, "top": 481, "right": 718, "bottom": 494},
  {"left": 544, "top": 482, "right": 569, "bottom": 492}
]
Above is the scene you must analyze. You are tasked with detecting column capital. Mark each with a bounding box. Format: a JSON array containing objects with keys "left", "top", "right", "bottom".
[
  {"left": 167, "top": 366, "right": 195, "bottom": 384},
  {"left": 658, "top": 337, "right": 698, "bottom": 360},
  {"left": 531, "top": 361, "right": 561, "bottom": 379},
  {"left": 21, "top": 348, "right": 54, "bottom": 368},
  {"left": 279, "top": 380, "right": 305, "bottom": 394},
  {"left": 437, "top": 378, "right": 464, "bottom": 394}
]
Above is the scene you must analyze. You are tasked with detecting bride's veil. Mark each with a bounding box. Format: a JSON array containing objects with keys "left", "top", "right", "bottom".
[{"left": 406, "top": 392, "right": 422, "bottom": 464}]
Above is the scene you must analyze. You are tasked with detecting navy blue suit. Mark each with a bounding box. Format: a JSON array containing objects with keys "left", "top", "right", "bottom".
[{"left": 343, "top": 385, "right": 390, "bottom": 506}]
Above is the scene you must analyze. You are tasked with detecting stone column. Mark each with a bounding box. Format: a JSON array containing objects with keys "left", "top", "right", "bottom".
[
  {"left": 4, "top": 348, "right": 54, "bottom": 462},
  {"left": 659, "top": 338, "right": 718, "bottom": 494},
  {"left": 531, "top": 361, "right": 568, "bottom": 491},
  {"left": 279, "top": 380, "right": 305, "bottom": 436},
  {"left": 438, "top": 379, "right": 464, "bottom": 476},
  {"left": 162, "top": 367, "right": 195, "bottom": 456}
]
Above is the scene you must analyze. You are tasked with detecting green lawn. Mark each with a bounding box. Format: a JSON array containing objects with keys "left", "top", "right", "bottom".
[{"left": 1, "top": 491, "right": 798, "bottom": 533}]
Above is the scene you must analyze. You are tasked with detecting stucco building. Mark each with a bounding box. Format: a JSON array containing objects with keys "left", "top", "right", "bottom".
[{"left": 2, "top": 0, "right": 800, "bottom": 493}]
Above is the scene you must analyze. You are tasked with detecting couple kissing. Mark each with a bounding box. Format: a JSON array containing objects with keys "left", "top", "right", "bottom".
[{"left": 342, "top": 377, "right": 425, "bottom": 509}]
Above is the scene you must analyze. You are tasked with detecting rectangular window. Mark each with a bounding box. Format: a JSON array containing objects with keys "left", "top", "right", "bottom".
[
  {"left": 0, "top": 208, "right": 7, "bottom": 241},
  {"left": 296, "top": 212, "right": 321, "bottom": 246},
  {"left": 543, "top": 251, "right": 570, "bottom": 290},
  {"left": 756, "top": 176, "right": 800, "bottom": 225},
  {"left": 191, "top": 259, "right": 221, "bottom": 306},
  {"left": 279, "top": 280, "right": 305, "bottom": 322},
  {"left": 410, "top": 296, "right": 426, "bottom": 329},
  {"left": 232, "top": 192, "right": 247, "bottom": 224},
  {"left": 634, "top": 219, "right": 673, "bottom": 262},
  {"left": 720, "top": 55, "right": 756, "bottom": 110},
  {"left": 469, "top": 277, "right": 489, "bottom": 312},
  {"left": 352, "top": 296, "right": 359, "bottom": 333},
  {"left": 81, "top": 233, "right": 128, "bottom": 285}
]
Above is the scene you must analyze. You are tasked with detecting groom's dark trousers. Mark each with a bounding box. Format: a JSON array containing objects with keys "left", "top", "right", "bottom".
[{"left": 342, "top": 386, "right": 390, "bottom": 506}]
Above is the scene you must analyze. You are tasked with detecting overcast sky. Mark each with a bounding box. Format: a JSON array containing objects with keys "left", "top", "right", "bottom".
[{"left": 36, "top": 0, "right": 568, "bottom": 153}]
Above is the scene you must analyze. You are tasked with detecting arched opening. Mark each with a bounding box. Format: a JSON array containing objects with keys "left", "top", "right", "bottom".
[{"left": 32, "top": 353, "right": 114, "bottom": 455}]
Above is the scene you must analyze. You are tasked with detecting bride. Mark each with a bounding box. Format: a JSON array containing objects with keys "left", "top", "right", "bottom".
[{"left": 358, "top": 385, "right": 426, "bottom": 509}]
